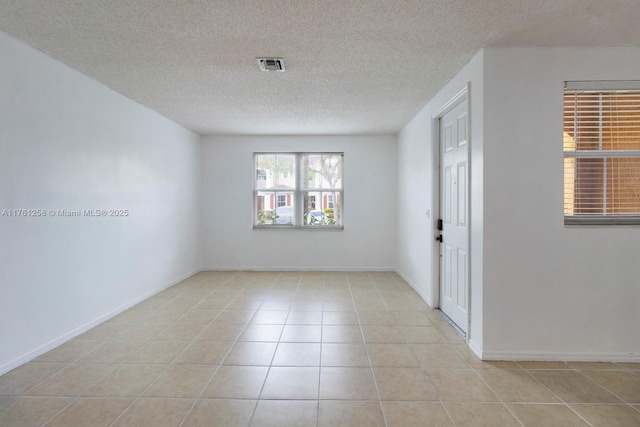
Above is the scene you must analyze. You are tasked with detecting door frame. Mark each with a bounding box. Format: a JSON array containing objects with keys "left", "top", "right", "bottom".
[{"left": 431, "top": 84, "right": 471, "bottom": 340}]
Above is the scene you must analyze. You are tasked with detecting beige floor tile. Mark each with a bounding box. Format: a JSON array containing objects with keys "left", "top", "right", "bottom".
[
  {"left": 374, "top": 367, "right": 438, "bottom": 401},
  {"left": 182, "top": 399, "right": 258, "bottom": 427},
  {"left": 319, "top": 367, "right": 378, "bottom": 400},
  {"left": 33, "top": 340, "right": 104, "bottom": 363},
  {"left": 0, "top": 396, "right": 73, "bottom": 426},
  {"left": 0, "top": 396, "right": 12, "bottom": 410},
  {"left": 436, "top": 326, "right": 466, "bottom": 344},
  {"left": 358, "top": 311, "right": 397, "bottom": 325},
  {"left": 239, "top": 324, "right": 284, "bottom": 342},
  {"left": 174, "top": 310, "right": 220, "bottom": 324},
  {"left": 580, "top": 370, "right": 640, "bottom": 403},
  {"left": 251, "top": 400, "right": 317, "bottom": 427},
  {"left": 126, "top": 341, "right": 190, "bottom": 364},
  {"left": 476, "top": 369, "right": 560, "bottom": 403},
  {"left": 399, "top": 326, "right": 448, "bottom": 344},
  {"left": 27, "top": 364, "right": 114, "bottom": 397},
  {"left": 202, "top": 366, "right": 268, "bottom": 399},
  {"left": 322, "top": 311, "right": 359, "bottom": 325},
  {"left": 285, "top": 311, "right": 322, "bottom": 324},
  {"left": 323, "top": 301, "right": 356, "bottom": 313},
  {"left": 216, "top": 310, "right": 256, "bottom": 324},
  {"left": 143, "top": 365, "right": 215, "bottom": 398},
  {"left": 518, "top": 361, "right": 569, "bottom": 369},
  {"left": 426, "top": 369, "right": 499, "bottom": 402},
  {"left": 174, "top": 340, "right": 233, "bottom": 365},
  {"left": 382, "top": 401, "right": 453, "bottom": 427},
  {"left": 113, "top": 398, "right": 194, "bottom": 426},
  {"left": 445, "top": 402, "right": 521, "bottom": 427},
  {"left": 362, "top": 325, "right": 406, "bottom": 343},
  {"left": 567, "top": 362, "right": 621, "bottom": 370},
  {"left": 115, "top": 324, "right": 168, "bottom": 341},
  {"left": 84, "top": 364, "right": 164, "bottom": 397},
  {"left": 0, "top": 363, "right": 64, "bottom": 395},
  {"left": 141, "top": 310, "right": 189, "bottom": 325},
  {"left": 250, "top": 310, "right": 288, "bottom": 324},
  {"left": 77, "top": 341, "right": 146, "bottom": 364},
  {"left": 529, "top": 370, "right": 622, "bottom": 403},
  {"left": 572, "top": 404, "right": 640, "bottom": 426},
  {"left": 355, "top": 300, "right": 388, "bottom": 312},
  {"left": 108, "top": 308, "right": 152, "bottom": 324},
  {"left": 615, "top": 362, "right": 640, "bottom": 370},
  {"left": 46, "top": 397, "right": 133, "bottom": 427},
  {"left": 195, "top": 296, "right": 235, "bottom": 310},
  {"left": 226, "top": 299, "right": 263, "bottom": 311},
  {"left": 272, "top": 343, "right": 321, "bottom": 366},
  {"left": 222, "top": 342, "right": 277, "bottom": 366},
  {"left": 153, "top": 323, "right": 207, "bottom": 341},
  {"left": 367, "top": 343, "right": 420, "bottom": 367},
  {"left": 509, "top": 403, "right": 589, "bottom": 426},
  {"left": 321, "top": 343, "right": 370, "bottom": 367},
  {"left": 259, "top": 300, "right": 292, "bottom": 311},
  {"left": 391, "top": 311, "right": 433, "bottom": 326},
  {"left": 197, "top": 322, "right": 245, "bottom": 341},
  {"left": 318, "top": 400, "right": 385, "bottom": 427},
  {"left": 280, "top": 325, "right": 322, "bottom": 342},
  {"left": 411, "top": 344, "right": 469, "bottom": 369},
  {"left": 261, "top": 367, "right": 320, "bottom": 399},
  {"left": 77, "top": 323, "right": 129, "bottom": 340},
  {"left": 322, "top": 325, "right": 363, "bottom": 343}
]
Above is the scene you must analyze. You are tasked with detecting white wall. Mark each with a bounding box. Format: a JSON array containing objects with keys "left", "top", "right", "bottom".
[
  {"left": 201, "top": 135, "right": 396, "bottom": 270},
  {"left": 482, "top": 47, "right": 640, "bottom": 361},
  {"left": 396, "top": 51, "right": 485, "bottom": 354},
  {"left": 0, "top": 31, "right": 202, "bottom": 374}
]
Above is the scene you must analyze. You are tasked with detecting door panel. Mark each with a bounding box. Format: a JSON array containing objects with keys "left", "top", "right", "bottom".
[{"left": 439, "top": 99, "right": 469, "bottom": 334}]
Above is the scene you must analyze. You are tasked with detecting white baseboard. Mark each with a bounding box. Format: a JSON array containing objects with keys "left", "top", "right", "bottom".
[
  {"left": 0, "top": 268, "right": 200, "bottom": 376},
  {"left": 480, "top": 350, "right": 640, "bottom": 363},
  {"left": 200, "top": 267, "right": 396, "bottom": 272},
  {"left": 468, "top": 339, "right": 483, "bottom": 359}
]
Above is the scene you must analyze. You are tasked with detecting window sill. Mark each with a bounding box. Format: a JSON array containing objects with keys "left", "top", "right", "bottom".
[
  {"left": 253, "top": 225, "right": 344, "bottom": 231},
  {"left": 565, "top": 216, "right": 640, "bottom": 226}
]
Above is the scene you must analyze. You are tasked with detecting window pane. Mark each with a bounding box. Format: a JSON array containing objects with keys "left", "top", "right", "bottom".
[
  {"left": 303, "top": 154, "right": 342, "bottom": 190},
  {"left": 304, "top": 191, "right": 323, "bottom": 225},
  {"left": 574, "top": 158, "right": 604, "bottom": 215},
  {"left": 274, "top": 155, "right": 296, "bottom": 189},
  {"left": 256, "top": 154, "right": 296, "bottom": 190},
  {"left": 256, "top": 154, "right": 275, "bottom": 189},
  {"left": 256, "top": 191, "right": 274, "bottom": 224},
  {"left": 274, "top": 192, "right": 294, "bottom": 225},
  {"left": 328, "top": 191, "right": 342, "bottom": 226},
  {"left": 606, "top": 157, "right": 640, "bottom": 214}
]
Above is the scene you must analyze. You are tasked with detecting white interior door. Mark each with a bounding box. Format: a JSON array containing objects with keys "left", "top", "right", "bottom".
[{"left": 438, "top": 99, "right": 469, "bottom": 334}]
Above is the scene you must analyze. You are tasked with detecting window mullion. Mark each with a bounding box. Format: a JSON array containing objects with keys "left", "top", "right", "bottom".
[{"left": 295, "top": 154, "right": 303, "bottom": 226}]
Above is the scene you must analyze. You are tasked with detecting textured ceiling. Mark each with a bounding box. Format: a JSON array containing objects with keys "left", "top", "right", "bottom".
[{"left": 1, "top": 1, "right": 640, "bottom": 135}]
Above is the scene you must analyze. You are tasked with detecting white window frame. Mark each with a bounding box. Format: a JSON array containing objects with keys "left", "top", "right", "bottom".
[
  {"left": 564, "top": 81, "right": 640, "bottom": 225},
  {"left": 253, "top": 152, "right": 344, "bottom": 229}
]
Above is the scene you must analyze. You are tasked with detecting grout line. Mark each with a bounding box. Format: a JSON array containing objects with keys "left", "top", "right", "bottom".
[{"left": 348, "top": 274, "right": 389, "bottom": 427}]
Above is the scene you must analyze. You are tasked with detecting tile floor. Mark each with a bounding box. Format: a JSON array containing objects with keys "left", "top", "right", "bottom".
[{"left": 1, "top": 271, "right": 639, "bottom": 426}]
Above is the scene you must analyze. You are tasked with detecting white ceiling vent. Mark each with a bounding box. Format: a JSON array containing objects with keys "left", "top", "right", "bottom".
[{"left": 257, "top": 57, "right": 285, "bottom": 72}]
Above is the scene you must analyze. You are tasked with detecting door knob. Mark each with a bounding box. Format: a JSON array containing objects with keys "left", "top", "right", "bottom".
[{"left": 435, "top": 235, "right": 443, "bottom": 243}]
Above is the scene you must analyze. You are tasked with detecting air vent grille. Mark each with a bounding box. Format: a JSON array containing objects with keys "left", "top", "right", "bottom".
[{"left": 257, "top": 57, "right": 285, "bottom": 72}]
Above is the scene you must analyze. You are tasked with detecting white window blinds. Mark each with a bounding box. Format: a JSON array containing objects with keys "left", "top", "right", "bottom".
[{"left": 564, "top": 83, "right": 640, "bottom": 224}]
